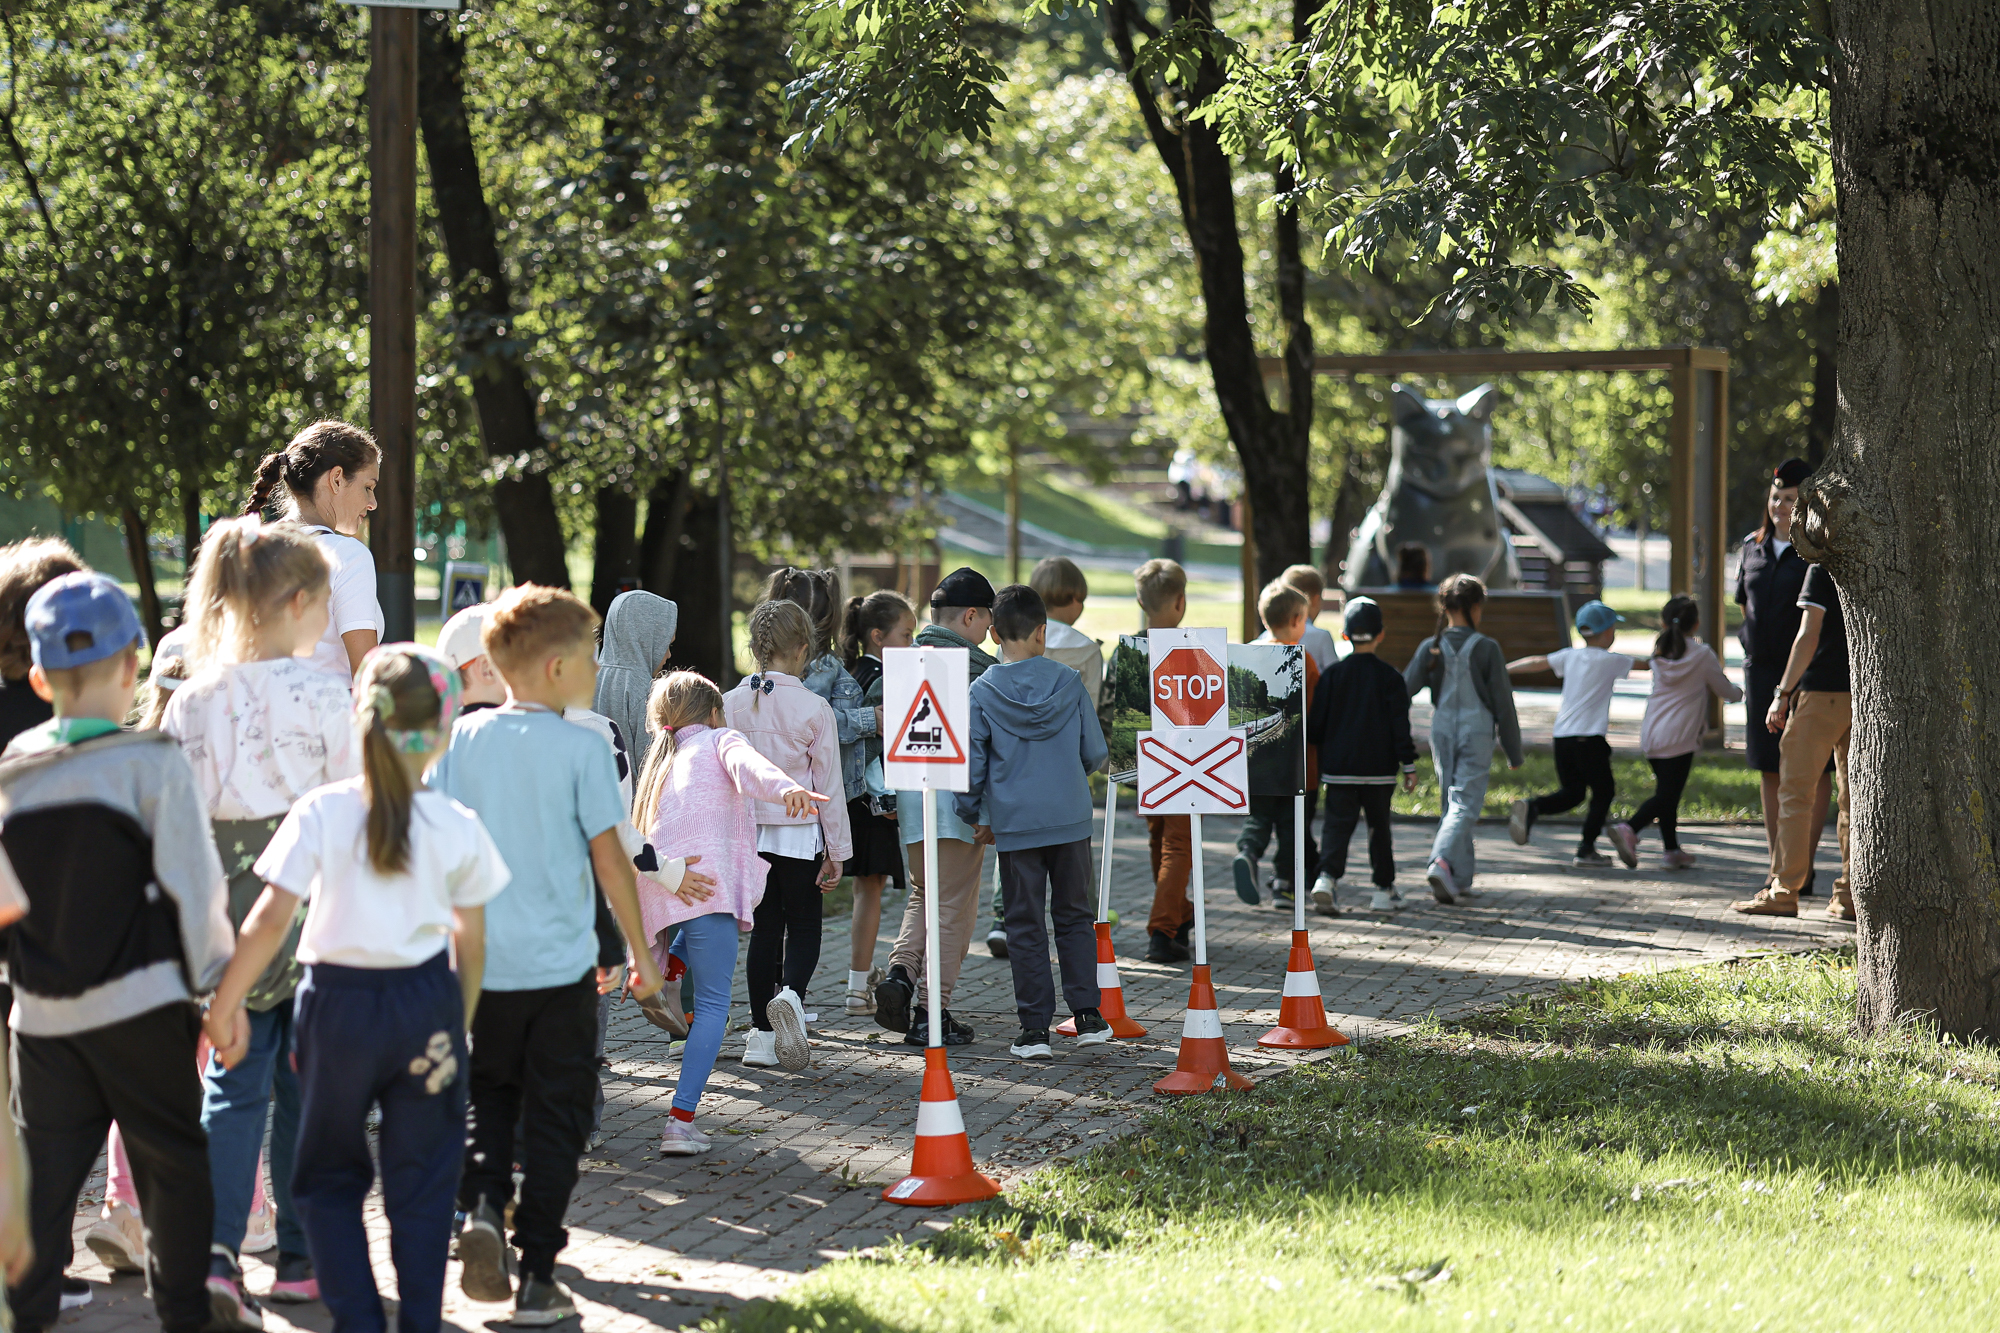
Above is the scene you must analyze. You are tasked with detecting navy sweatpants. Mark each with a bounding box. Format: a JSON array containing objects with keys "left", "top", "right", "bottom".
[{"left": 292, "top": 953, "right": 467, "bottom": 1333}]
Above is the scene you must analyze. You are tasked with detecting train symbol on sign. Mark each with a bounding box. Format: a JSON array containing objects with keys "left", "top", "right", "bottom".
[
  {"left": 903, "top": 697, "right": 943, "bottom": 752},
  {"left": 886, "top": 679, "right": 965, "bottom": 765}
]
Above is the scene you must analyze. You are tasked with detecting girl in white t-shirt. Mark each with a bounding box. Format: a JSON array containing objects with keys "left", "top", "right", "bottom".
[
  {"left": 164, "top": 516, "right": 358, "bottom": 1310},
  {"left": 241, "top": 420, "right": 385, "bottom": 680},
  {"left": 207, "top": 645, "right": 506, "bottom": 1333}
]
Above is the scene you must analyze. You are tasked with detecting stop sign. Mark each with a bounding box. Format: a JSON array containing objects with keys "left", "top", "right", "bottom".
[{"left": 1153, "top": 646, "right": 1227, "bottom": 728}]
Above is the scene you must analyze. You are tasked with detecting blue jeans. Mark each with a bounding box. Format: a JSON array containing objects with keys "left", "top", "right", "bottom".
[
  {"left": 201, "top": 1003, "right": 306, "bottom": 1257},
  {"left": 667, "top": 913, "right": 739, "bottom": 1116}
]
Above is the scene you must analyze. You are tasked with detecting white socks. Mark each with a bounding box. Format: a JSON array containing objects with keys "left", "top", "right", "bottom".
[{"left": 848, "top": 969, "right": 871, "bottom": 993}]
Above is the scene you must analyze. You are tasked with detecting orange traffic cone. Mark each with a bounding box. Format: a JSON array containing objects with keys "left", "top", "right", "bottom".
[
  {"left": 1153, "top": 964, "right": 1253, "bottom": 1095},
  {"left": 1258, "top": 929, "right": 1349, "bottom": 1049},
  {"left": 883, "top": 1047, "right": 1001, "bottom": 1206},
  {"left": 1056, "top": 923, "right": 1147, "bottom": 1039}
]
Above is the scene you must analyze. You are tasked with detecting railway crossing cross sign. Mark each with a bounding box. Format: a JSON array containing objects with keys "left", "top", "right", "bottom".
[{"left": 882, "top": 647, "right": 970, "bottom": 792}]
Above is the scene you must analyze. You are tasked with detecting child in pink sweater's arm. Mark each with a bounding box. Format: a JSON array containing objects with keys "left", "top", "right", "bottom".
[{"left": 630, "top": 671, "right": 826, "bottom": 1152}]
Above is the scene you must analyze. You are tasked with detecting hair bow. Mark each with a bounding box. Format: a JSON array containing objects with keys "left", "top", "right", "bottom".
[{"left": 746, "top": 674, "right": 775, "bottom": 695}]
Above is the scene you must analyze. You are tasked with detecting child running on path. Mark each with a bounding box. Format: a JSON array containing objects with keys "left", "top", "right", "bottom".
[
  {"left": 165, "top": 517, "right": 357, "bottom": 1320},
  {"left": 1608, "top": 597, "right": 1742, "bottom": 869},
  {"left": 1308, "top": 597, "right": 1418, "bottom": 914},
  {"left": 838, "top": 591, "right": 916, "bottom": 1013},
  {"left": 634, "top": 672, "right": 829, "bottom": 1152},
  {"left": 1403, "top": 575, "right": 1524, "bottom": 902},
  {"left": 206, "top": 645, "right": 506, "bottom": 1333},
  {"left": 725, "top": 600, "right": 851, "bottom": 1071},
  {"left": 429, "top": 585, "right": 667, "bottom": 1324},
  {"left": 0, "top": 572, "right": 232, "bottom": 1333},
  {"left": 960, "top": 585, "right": 1110, "bottom": 1058},
  {"left": 1506, "top": 599, "right": 1650, "bottom": 867}
]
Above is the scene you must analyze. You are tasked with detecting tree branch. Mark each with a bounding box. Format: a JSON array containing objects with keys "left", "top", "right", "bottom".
[
  {"left": 1106, "top": 0, "right": 1187, "bottom": 200},
  {"left": 0, "top": 10, "right": 59, "bottom": 253}
]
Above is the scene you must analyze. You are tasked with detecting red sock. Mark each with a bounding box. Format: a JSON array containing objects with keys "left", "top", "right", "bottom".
[
  {"left": 670, "top": 1107, "right": 695, "bottom": 1123},
  {"left": 665, "top": 955, "right": 687, "bottom": 983}
]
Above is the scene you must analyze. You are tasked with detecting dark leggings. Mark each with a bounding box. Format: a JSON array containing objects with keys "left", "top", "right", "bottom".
[
  {"left": 1531, "top": 735, "right": 1616, "bottom": 852},
  {"left": 1626, "top": 752, "right": 1694, "bottom": 851},
  {"left": 746, "top": 852, "right": 823, "bottom": 1030}
]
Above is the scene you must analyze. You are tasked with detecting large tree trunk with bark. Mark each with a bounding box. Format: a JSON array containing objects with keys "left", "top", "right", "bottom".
[
  {"left": 589, "top": 487, "right": 640, "bottom": 614},
  {"left": 1815, "top": 0, "right": 2000, "bottom": 1035},
  {"left": 668, "top": 488, "right": 731, "bottom": 683},
  {"left": 415, "top": 12, "right": 571, "bottom": 588},
  {"left": 1806, "top": 282, "right": 1838, "bottom": 470},
  {"left": 120, "top": 504, "right": 164, "bottom": 649},
  {"left": 1105, "top": 0, "right": 1314, "bottom": 585},
  {"left": 638, "top": 468, "right": 691, "bottom": 593}
]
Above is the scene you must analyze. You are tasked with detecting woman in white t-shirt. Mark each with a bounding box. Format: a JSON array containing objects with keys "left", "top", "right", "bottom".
[
  {"left": 241, "top": 420, "right": 385, "bottom": 679},
  {"left": 206, "top": 645, "right": 506, "bottom": 1333}
]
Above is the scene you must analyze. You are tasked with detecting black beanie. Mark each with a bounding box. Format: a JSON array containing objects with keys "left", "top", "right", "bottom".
[
  {"left": 1773, "top": 458, "right": 1811, "bottom": 488},
  {"left": 930, "top": 566, "right": 996, "bottom": 609}
]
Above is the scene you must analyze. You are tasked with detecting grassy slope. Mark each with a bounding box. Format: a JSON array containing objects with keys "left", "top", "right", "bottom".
[
  {"left": 953, "top": 472, "right": 1242, "bottom": 569},
  {"left": 716, "top": 950, "right": 2000, "bottom": 1332}
]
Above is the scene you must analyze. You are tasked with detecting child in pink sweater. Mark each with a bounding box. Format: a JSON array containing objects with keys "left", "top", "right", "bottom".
[{"left": 632, "top": 670, "right": 827, "bottom": 1155}]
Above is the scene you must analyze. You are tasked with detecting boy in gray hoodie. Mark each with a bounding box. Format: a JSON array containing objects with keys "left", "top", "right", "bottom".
[{"left": 957, "top": 585, "right": 1111, "bottom": 1059}]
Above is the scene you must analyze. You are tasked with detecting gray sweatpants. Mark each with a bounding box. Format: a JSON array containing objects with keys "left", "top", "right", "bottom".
[{"left": 998, "top": 838, "right": 1100, "bottom": 1030}]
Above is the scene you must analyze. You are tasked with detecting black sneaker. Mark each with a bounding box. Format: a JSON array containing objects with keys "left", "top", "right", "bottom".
[
  {"left": 986, "top": 927, "right": 1009, "bottom": 959},
  {"left": 1271, "top": 880, "right": 1295, "bottom": 910},
  {"left": 457, "top": 1197, "right": 513, "bottom": 1303},
  {"left": 1145, "top": 930, "right": 1190, "bottom": 963},
  {"left": 206, "top": 1247, "right": 265, "bottom": 1331},
  {"left": 873, "top": 964, "right": 915, "bottom": 1033},
  {"left": 901, "top": 1008, "right": 974, "bottom": 1046},
  {"left": 1573, "top": 848, "right": 1614, "bottom": 867},
  {"left": 1010, "top": 1028, "right": 1054, "bottom": 1059},
  {"left": 1174, "top": 921, "right": 1192, "bottom": 948},
  {"left": 510, "top": 1274, "right": 577, "bottom": 1327},
  {"left": 1231, "top": 853, "right": 1261, "bottom": 904},
  {"left": 1071, "top": 1009, "right": 1112, "bottom": 1046},
  {"left": 60, "top": 1278, "right": 92, "bottom": 1312}
]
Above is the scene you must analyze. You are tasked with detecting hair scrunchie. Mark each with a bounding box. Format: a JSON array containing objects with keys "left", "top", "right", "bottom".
[{"left": 356, "top": 642, "right": 465, "bottom": 754}]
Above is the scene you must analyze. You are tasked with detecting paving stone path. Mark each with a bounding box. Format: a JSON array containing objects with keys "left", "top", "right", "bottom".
[{"left": 56, "top": 809, "right": 1846, "bottom": 1333}]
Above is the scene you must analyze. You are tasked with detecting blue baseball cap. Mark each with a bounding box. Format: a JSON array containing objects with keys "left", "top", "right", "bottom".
[
  {"left": 1573, "top": 600, "right": 1625, "bottom": 636},
  {"left": 1343, "top": 596, "right": 1383, "bottom": 641},
  {"left": 25, "top": 571, "right": 144, "bottom": 670}
]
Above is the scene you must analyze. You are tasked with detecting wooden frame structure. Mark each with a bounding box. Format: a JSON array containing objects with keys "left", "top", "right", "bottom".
[{"left": 1276, "top": 347, "right": 1731, "bottom": 667}]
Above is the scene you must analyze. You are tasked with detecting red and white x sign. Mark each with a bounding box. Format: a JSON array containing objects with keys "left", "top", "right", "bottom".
[{"left": 1136, "top": 728, "right": 1250, "bottom": 815}]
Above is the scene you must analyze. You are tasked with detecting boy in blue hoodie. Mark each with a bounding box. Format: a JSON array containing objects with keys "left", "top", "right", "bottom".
[{"left": 958, "top": 584, "right": 1111, "bottom": 1060}]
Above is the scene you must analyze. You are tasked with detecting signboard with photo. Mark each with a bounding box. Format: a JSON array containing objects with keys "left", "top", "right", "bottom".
[{"left": 1100, "top": 636, "right": 1305, "bottom": 795}]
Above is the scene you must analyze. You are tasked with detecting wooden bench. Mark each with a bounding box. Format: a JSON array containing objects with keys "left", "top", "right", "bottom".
[{"left": 1345, "top": 589, "right": 1572, "bottom": 688}]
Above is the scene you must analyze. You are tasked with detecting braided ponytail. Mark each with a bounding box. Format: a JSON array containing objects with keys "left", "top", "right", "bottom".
[{"left": 240, "top": 420, "right": 380, "bottom": 520}]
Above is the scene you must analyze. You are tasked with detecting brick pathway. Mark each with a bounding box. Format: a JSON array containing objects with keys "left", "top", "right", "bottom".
[{"left": 54, "top": 809, "right": 1846, "bottom": 1333}]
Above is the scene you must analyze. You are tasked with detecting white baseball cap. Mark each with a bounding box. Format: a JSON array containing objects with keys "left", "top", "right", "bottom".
[{"left": 436, "top": 604, "right": 493, "bottom": 669}]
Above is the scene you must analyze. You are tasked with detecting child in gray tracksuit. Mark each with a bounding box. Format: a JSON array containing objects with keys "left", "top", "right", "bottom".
[{"left": 957, "top": 584, "right": 1111, "bottom": 1060}]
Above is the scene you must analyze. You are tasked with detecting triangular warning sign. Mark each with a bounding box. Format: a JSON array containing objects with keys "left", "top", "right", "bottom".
[{"left": 887, "top": 679, "right": 965, "bottom": 764}]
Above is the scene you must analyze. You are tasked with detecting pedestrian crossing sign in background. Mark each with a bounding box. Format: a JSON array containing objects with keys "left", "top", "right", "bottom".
[{"left": 882, "top": 647, "right": 970, "bottom": 791}]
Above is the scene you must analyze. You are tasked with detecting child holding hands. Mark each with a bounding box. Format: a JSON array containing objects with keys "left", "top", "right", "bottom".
[
  {"left": 206, "top": 645, "right": 505, "bottom": 1333},
  {"left": 632, "top": 672, "right": 830, "bottom": 1151}
]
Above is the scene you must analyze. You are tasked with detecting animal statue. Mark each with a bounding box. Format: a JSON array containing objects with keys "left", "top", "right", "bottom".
[{"left": 1343, "top": 383, "right": 1519, "bottom": 591}]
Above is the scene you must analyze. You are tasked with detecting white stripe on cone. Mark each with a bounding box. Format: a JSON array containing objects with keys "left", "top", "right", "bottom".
[
  {"left": 1096, "top": 962, "right": 1122, "bottom": 988},
  {"left": 1282, "top": 969, "right": 1323, "bottom": 999},
  {"left": 915, "top": 1098, "right": 967, "bottom": 1138},
  {"left": 1181, "top": 1006, "right": 1224, "bottom": 1041}
]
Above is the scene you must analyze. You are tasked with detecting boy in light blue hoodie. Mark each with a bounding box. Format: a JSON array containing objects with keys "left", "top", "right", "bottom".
[{"left": 958, "top": 584, "right": 1111, "bottom": 1060}]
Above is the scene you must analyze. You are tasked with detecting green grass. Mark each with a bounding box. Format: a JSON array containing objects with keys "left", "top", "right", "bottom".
[
  {"left": 1599, "top": 584, "right": 1746, "bottom": 634},
  {"left": 714, "top": 949, "right": 2000, "bottom": 1332},
  {"left": 1391, "top": 749, "right": 1768, "bottom": 822}
]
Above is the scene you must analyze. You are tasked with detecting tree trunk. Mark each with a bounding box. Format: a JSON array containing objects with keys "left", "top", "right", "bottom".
[
  {"left": 415, "top": 12, "right": 571, "bottom": 588},
  {"left": 1328, "top": 431, "right": 1383, "bottom": 583},
  {"left": 181, "top": 480, "right": 201, "bottom": 577},
  {"left": 1814, "top": 0, "right": 2000, "bottom": 1035},
  {"left": 639, "top": 467, "right": 691, "bottom": 594},
  {"left": 1806, "top": 282, "right": 1839, "bottom": 470},
  {"left": 589, "top": 486, "right": 640, "bottom": 614},
  {"left": 1105, "top": 0, "right": 1314, "bottom": 587},
  {"left": 120, "top": 504, "right": 164, "bottom": 648},
  {"left": 669, "top": 488, "right": 730, "bottom": 683}
]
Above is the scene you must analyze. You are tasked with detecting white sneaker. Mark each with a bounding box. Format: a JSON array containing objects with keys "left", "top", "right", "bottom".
[
  {"left": 85, "top": 1202, "right": 147, "bottom": 1274},
  {"left": 1310, "top": 874, "right": 1340, "bottom": 917},
  {"left": 1369, "top": 888, "right": 1401, "bottom": 911},
  {"left": 768, "top": 987, "right": 812, "bottom": 1071},
  {"left": 242, "top": 1189, "right": 277, "bottom": 1255},
  {"left": 1427, "top": 857, "right": 1458, "bottom": 904},
  {"left": 845, "top": 967, "right": 882, "bottom": 1014},
  {"left": 659, "top": 1120, "right": 710, "bottom": 1155},
  {"left": 740, "top": 1029, "right": 779, "bottom": 1067}
]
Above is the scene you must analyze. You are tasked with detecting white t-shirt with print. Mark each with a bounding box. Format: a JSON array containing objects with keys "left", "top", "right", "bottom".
[
  {"left": 163, "top": 657, "right": 360, "bottom": 821},
  {"left": 1547, "top": 646, "right": 1634, "bottom": 738},
  {"left": 303, "top": 528, "right": 384, "bottom": 680},
  {"left": 255, "top": 780, "right": 511, "bottom": 969}
]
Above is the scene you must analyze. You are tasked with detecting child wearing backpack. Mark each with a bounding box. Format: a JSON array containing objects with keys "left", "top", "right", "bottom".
[
  {"left": 633, "top": 671, "right": 829, "bottom": 1152},
  {"left": 206, "top": 645, "right": 506, "bottom": 1333},
  {"left": 1403, "top": 575, "right": 1524, "bottom": 902},
  {"left": 164, "top": 517, "right": 357, "bottom": 1318},
  {"left": 1608, "top": 596, "right": 1741, "bottom": 869}
]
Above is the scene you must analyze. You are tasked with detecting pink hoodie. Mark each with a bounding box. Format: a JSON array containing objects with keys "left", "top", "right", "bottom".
[{"left": 637, "top": 725, "right": 803, "bottom": 953}]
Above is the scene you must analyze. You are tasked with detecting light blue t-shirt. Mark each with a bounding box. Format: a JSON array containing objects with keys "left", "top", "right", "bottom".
[{"left": 429, "top": 706, "right": 626, "bottom": 991}]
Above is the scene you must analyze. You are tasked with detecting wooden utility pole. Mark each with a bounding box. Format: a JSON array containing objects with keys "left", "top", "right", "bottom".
[
  {"left": 367, "top": 5, "right": 420, "bottom": 642},
  {"left": 1006, "top": 441, "right": 1022, "bottom": 584}
]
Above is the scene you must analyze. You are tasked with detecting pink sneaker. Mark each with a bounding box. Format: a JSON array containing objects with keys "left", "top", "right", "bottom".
[
  {"left": 1426, "top": 858, "right": 1458, "bottom": 905},
  {"left": 659, "top": 1119, "right": 710, "bottom": 1156},
  {"left": 1662, "top": 848, "right": 1697, "bottom": 870},
  {"left": 267, "top": 1253, "right": 319, "bottom": 1304},
  {"left": 1608, "top": 821, "right": 1639, "bottom": 868}
]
